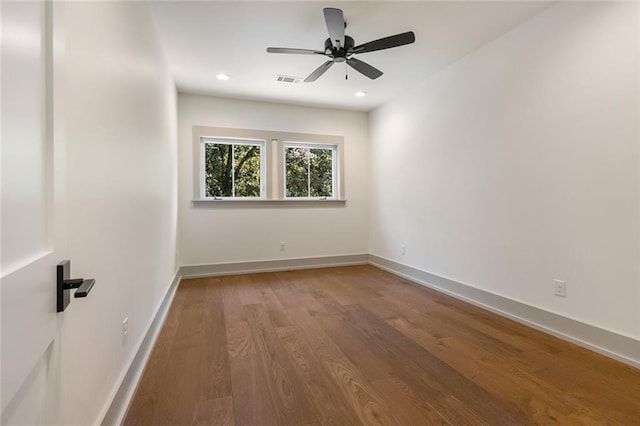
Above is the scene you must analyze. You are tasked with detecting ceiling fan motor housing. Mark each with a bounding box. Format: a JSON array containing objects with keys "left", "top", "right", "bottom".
[{"left": 325, "top": 35, "right": 354, "bottom": 62}]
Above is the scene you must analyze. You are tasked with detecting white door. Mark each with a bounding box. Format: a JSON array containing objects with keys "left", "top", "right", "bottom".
[{"left": 1, "top": 0, "right": 66, "bottom": 423}]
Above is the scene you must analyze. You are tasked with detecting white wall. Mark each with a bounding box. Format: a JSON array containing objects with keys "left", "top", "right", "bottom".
[
  {"left": 63, "top": 2, "right": 177, "bottom": 424},
  {"left": 178, "top": 94, "right": 369, "bottom": 266},
  {"left": 369, "top": 2, "right": 640, "bottom": 338}
]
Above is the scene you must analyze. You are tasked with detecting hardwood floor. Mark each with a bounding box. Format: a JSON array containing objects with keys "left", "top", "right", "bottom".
[{"left": 124, "top": 265, "right": 640, "bottom": 425}]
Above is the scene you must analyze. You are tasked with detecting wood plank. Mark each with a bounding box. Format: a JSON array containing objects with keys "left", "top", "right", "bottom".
[
  {"left": 285, "top": 306, "right": 347, "bottom": 362},
  {"left": 370, "top": 377, "right": 451, "bottom": 425},
  {"left": 323, "top": 356, "right": 400, "bottom": 425},
  {"left": 229, "top": 352, "right": 278, "bottom": 426},
  {"left": 318, "top": 303, "right": 490, "bottom": 424},
  {"left": 192, "top": 396, "right": 235, "bottom": 426},
  {"left": 198, "top": 281, "right": 232, "bottom": 400},
  {"left": 390, "top": 315, "right": 603, "bottom": 423},
  {"left": 149, "top": 280, "right": 208, "bottom": 425},
  {"left": 317, "top": 311, "right": 393, "bottom": 382},
  {"left": 275, "top": 325, "right": 362, "bottom": 426},
  {"left": 250, "top": 274, "right": 292, "bottom": 328},
  {"left": 226, "top": 320, "right": 253, "bottom": 359},
  {"left": 338, "top": 303, "right": 531, "bottom": 424},
  {"left": 223, "top": 276, "right": 255, "bottom": 360},
  {"left": 243, "top": 303, "right": 320, "bottom": 425},
  {"left": 149, "top": 328, "right": 202, "bottom": 424}
]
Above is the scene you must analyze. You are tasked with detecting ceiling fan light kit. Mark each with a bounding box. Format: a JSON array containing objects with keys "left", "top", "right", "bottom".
[{"left": 267, "top": 8, "right": 415, "bottom": 83}]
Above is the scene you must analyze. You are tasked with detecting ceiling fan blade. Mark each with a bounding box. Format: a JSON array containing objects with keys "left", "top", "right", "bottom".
[
  {"left": 346, "top": 57, "right": 383, "bottom": 80},
  {"left": 267, "top": 47, "right": 325, "bottom": 55},
  {"left": 304, "top": 60, "right": 334, "bottom": 82},
  {"left": 352, "top": 31, "right": 415, "bottom": 54},
  {"left": 323, "top": 8, "right": 345, "bottom": 48}
]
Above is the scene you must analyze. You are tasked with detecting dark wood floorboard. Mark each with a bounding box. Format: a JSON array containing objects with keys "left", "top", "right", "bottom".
[{"left": 124, "top": 265, "right": 640, "bottom": 425}]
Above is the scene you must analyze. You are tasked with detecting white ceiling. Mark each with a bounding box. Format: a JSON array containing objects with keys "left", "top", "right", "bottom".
[{"left": 149, "top": 1, "right": 552, "bottom": 112}]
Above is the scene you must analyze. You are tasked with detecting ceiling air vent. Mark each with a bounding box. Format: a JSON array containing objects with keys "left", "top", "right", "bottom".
[{"left": 276, "top": 75, "right": 302, "bottom": 84}]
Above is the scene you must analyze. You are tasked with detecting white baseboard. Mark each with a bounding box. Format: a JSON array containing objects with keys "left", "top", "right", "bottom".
[
  {"left": 99, "top": 270, "right": 182, "bottom": 426},
  {"left": 179, "top": 253, "right": 370, "bottom": 278},
  {"left": 369, "top": 254, "right": 640, "bottom": 369}
]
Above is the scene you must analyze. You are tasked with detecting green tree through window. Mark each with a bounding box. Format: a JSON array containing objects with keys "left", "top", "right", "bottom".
[
  {"left": 285, "top": 146, "right": 333, "bottom": 197},
  {"left": 204, "top": 141, "right": 262, "bottom": 197}
]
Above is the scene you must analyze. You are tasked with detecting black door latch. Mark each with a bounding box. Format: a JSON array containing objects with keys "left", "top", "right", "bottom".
[{"left": 57, "top": 260, "right": 95, "bottom": 312}]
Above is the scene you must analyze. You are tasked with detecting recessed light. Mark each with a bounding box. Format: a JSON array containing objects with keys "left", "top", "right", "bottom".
[
  {"left": 216, "top": 73, "right": 230, "bottom": 81},
  {"left": 354, "top": 91, "right": 367, "bottom": 97}
]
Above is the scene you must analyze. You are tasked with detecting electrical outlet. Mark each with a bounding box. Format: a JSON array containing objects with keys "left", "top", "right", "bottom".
[
  {"left": 401, "top": 244, "right": 406, "bottom": 255},
  {"left": 553, "top": 279, "right": 566, "bottom": 298},
  {"left": 279, "top": 241, "right": 285, "bottom": 251},
  {"left": 122, "top": 317, "right": 129, "bottom": 336}
]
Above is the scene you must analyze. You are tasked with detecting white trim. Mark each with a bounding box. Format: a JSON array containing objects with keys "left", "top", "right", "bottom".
[
  {"left": 368, "top": 254, "right": 640, "bottom": 370},
  {"left": 180, "top": 254, "right": 369, "bottom": 278},
  {"left": 191, "top": 198, "right": 346, "bottom": 208},
  {"left": 200, "top": 136, "right": 264, "bottom": 145},
  {"left": 99, "top": 270, "right": 182, "bottom": 426}
]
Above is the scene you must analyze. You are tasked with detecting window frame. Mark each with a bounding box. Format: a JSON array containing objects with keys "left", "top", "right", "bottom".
[
  {"left": 282, "top": 141, "right": 338, "bottom": 200},
  {"left": 192, "top": 125, "right": 345, "bottom": 205},
  {"left": 199, "top": 136, "right": 266, "bottom": 200}
]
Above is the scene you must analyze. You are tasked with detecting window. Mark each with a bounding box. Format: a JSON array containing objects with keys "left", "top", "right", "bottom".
[
  {"left": 284, "top": 143, "right": 337, "bottom": 198},
  {"left": 193, "top": 126, "right": 345, "bottom": 203},
  {"left": 200, "top": 138, "right": 265, "bottom": 198}
]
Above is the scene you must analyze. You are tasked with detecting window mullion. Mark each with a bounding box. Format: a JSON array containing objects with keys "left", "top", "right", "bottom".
[
  {"left": 307, "top": 150, "right": 311, "bottom": 197},
  {"left": 231, "top": 144, "right": 235, "bottom": 198}
]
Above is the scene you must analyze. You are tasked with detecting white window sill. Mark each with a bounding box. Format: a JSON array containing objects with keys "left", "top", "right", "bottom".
[{"left": 192, "top": 199, "right": 347, "bottom": 208}]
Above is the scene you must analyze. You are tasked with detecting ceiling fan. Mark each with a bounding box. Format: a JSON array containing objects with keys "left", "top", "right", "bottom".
[{"left": 266, "top": 8, "right": 415, "bottom": 82}]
